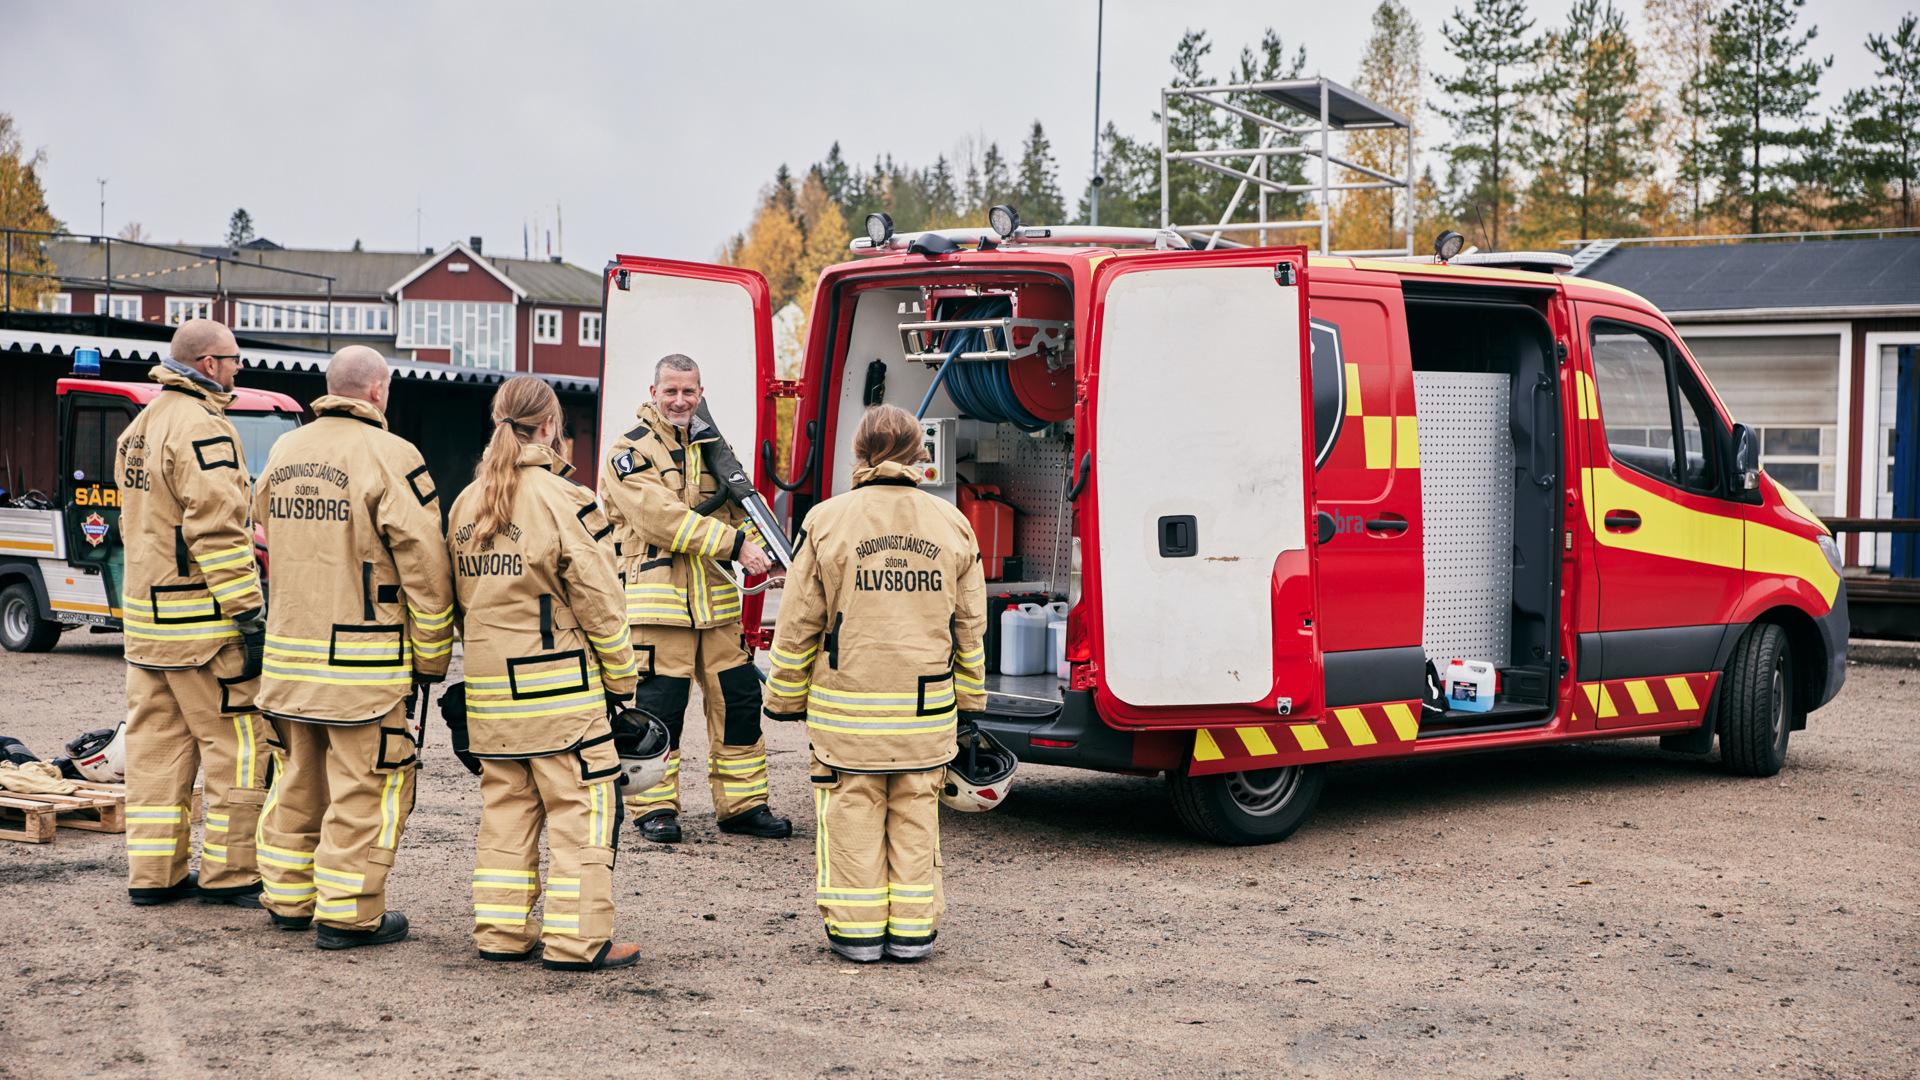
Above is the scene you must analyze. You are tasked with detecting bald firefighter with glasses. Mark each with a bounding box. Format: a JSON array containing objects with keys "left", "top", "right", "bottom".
[
  {"left": 598, "top": 354, "right": 791, "bottom": 843},
  {"left": 115, "top": 319, "right": 271, "bottom": 908},
  {"left": 250, "top": 347, "right": 454, "bottom": 949}
]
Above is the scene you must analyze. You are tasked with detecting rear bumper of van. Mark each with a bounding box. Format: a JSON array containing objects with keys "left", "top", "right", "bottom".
[{"left": 977, "top": 690, "right": 1148, "bottom": 773}]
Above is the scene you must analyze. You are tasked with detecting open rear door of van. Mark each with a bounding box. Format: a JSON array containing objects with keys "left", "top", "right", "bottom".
[
  {"left": 1086, "top": 248, "right": 1321, "bottom": 726},
  {"left": 599, "top": 256, "right": 778, "bottom": 634}
]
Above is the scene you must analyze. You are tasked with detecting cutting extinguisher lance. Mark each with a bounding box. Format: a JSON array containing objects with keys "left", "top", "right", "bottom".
[{"left": 689, "top": 400, "right": 797, "bottom": 569}]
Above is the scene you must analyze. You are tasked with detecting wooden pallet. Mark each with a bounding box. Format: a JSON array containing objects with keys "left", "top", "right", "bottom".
[{"left": 0, "top": 782, "right": 199, "bottom": 843}]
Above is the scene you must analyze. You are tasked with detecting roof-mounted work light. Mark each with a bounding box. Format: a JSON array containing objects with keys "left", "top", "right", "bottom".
[
  {"left": 866, "top": 213, "right": 894, "bottom": 246},
  {"left": 1433, "top": 230, "right": 1466, "bottom": 263},
  {"left": 988, "top": 204, "right": 1021, "bottom": 239}
]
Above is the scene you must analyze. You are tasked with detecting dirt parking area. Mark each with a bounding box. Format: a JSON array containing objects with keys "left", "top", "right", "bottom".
[{"left": 0, "top": 636, "right": 1914, "bottom": 1079}]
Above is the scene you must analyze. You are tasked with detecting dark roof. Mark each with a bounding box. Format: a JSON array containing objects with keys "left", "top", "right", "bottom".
[
  {"left": 46, "top": 240, "right": 601, "bottom": 305},
  {"left": 1580, "top": 237, "right": 1920, "bottom": 313}
]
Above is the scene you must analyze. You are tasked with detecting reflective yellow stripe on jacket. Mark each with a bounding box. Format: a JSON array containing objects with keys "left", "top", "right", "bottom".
[{"left": 805, "top": 685, "right": 957, "bottom": 736}]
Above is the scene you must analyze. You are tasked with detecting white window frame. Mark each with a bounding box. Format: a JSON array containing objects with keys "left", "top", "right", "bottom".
[
  {"left": 97, "top": 293, "right": 144, "bottom": 320},
  {"left": 41, "top": 292, "right": 72, "bottom": 313},
  {"left": 395, "top": 299, "right": 517, "bottom": 371},
  {"left": 1862, "top": 330, "right": 1920, "bottom": 569},
  {"left": 164, "top": 297, "right": 213, "bottom": 326},
  {"left": 533, "top": 308, "right": 563, "bottom": 345},
  {"left": 579, "top": 311, "right": 602, "bottom": 347}
]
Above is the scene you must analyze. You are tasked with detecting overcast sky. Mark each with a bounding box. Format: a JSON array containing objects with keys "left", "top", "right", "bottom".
[{"left": 3, "top": 0, "right": 1900, "bottom": 267}]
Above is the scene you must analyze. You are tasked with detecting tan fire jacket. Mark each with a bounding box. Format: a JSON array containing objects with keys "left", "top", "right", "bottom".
[
  {"left": 764, "top": 460, "right": 987, "bottom": 773},
  {"left": 114, "top": 365, "right": 266, "bottom": 670},
  {"left": 448, "top": 443, "right": 639, "bottom": 759},
  {"left": 250, "top": 395, "right": 455, "bottom": 724},
  {"left": 598, "top": 403, "right": 766, "bottom": 630}
]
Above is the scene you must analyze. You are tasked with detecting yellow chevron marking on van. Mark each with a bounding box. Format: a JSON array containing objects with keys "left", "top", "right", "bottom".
[
  {"left": 1383, "top": 703, "right": 1419, "bottom": 741},
  {"left": 1586, "top": 468, "right": 1742, "bottom": 570},
  {"left": 1192, "top": 729, "right": 1224, "bottom": 761},
  {"left": 1624, "top": 680, "right": 1658, "bottom": 713},
  {"left": 1395, "top": 417, "right": 1420, "bottom": 469},
  {"left": 1291, "top": 723, "right": 1328, "bottom": 752},
  {"left": 1336, "top": 708, "right": 1376, "bottom": 746},
  {"left": 1665, "top": 677, "right": 1700, "bottom": 711},
  {"left": 1238, "top": 727, "right": 1278, "bottom": 757}
]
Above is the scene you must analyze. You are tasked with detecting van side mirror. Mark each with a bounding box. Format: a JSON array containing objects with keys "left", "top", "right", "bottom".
[{"left": 1731, "top": 423, "right": 1760, "bottom": 491}]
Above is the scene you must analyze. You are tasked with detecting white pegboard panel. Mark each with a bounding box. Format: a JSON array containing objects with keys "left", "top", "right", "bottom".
[
  {"left": 971, "top": 425, "right": 1073, "bottom": 595},
  {"left": 1413, "top": 371, "right": 1514, "bottom": 666}
]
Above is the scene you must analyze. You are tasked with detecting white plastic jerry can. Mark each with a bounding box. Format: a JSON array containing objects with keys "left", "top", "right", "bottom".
[
  {"left": 1045, "top": 601, "right": 1070, "bottom": 679},
  {"left": 1000, "top": 603, "right": 1049, "bottom": 676},
  {"left": 1444, "top": 660, "right": 1497, "bottom": 713}
]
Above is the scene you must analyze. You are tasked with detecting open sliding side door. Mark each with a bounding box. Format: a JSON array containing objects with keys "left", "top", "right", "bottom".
[
  {"left": 599, "top": 256, "right": 777, "bottom": 631},
  {"left": 1086, "top": 248, "right": 1320, "bottom": 725}
]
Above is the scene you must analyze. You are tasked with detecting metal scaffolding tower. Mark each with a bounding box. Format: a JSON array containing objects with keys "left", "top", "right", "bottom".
[{"left": 1160, "top": 77, "right": 1414, "bottom": 256}]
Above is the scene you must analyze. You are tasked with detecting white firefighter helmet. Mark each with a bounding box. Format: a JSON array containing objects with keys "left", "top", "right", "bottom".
[
  {"left": 940, "top": 722, "right": 1018, "bottom": 812},
  {"left": 65, "top": 723, "right": 126, "bottom": 783},
  {"left": 612, "top": 706, "right": 673, "bottom": 794}
]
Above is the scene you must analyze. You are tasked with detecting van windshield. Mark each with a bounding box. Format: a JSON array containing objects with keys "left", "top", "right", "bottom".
[{"left": 228, "top": 413, "right": 300, "bottom": 479}]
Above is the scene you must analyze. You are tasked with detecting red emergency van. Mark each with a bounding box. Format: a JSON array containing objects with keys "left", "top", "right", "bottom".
[{"left": 595, "top": 223, "right": 1847, "bottom": 845}]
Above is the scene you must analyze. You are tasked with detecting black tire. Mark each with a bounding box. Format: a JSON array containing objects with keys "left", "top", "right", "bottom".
[
  {"left": 1, "top": 583, "right": 62, "bottom": 653},
  {"left": 1718, "top": 622, "right": 1792, "bottom": 777},
  {"left": 1168, "top": 763, "right": 1324, "bottom": 845}
]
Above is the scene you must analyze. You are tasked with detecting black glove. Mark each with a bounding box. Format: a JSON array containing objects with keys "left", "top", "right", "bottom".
[
  {"left": 958, "top": 710, "right": 987, "bottom": 733},
  {"left": 439, "top": 682, "right": 482, "bottom": 776},
  {"left": 233, "top": 609, "right": 266, "bottom": 681},
  {"left": 765, "top": 707, "right": 805, "bottom": 724}
]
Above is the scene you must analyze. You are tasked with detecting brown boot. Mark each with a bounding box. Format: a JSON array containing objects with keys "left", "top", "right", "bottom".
[{"left": 543, "top": 940, "right": 640, "bottom": 972}]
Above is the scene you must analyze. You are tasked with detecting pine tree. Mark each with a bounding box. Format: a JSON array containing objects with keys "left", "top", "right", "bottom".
[
  {"left": 981, "top": 142, "right": 1012, "bottom": 213},
  {"left": 1645, "top": 0, "right": 1725, "bottom": 230},
  {"left": 1701, "top": 0, "right": 1831, "bottom": 233},
  {"left": 1335, "top": 2, "right": 1423, "bottom": 252},
  {"left": 1521, "top": 0, "right": 1657, "bottom": 242},
  {"left": 1433, "top": 0, "right": 1542, "bottom": 250},
  {"left": 226, "top": 208, "right": 255, "bottom": 246},
  {"left": 722, "top": 175, "right": 804, "bottom": 309},
  {"left": 924, "top": 154, "right": 961, "bottom": 227},
  {"left": 818, "top": 142, "right": 853, "bottom": 208},
  {"left": 1157, "top": 30, "right": 1236, "bottom": 228},
  {"left": 1229, "top": 29, "right": 1312, "bottom": 240},
  {"left": 1015, "top": 121, "right": 1065, "bottom": 224},
  {"left": 1837, "top": 13, "right": 1920, "bottom": 227}
]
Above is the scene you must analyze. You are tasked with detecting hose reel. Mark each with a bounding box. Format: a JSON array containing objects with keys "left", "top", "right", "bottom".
[{"left": 901, "top": 296, "right": 1073, "bottom": 429}]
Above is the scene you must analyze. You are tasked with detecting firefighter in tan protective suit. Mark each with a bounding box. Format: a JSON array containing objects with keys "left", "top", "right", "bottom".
[
  {"left": 252, "top": 346, "right": 455, "bottom": 949},
  {"left": 114, "top": 319, "right": 271, "bottom": 907},
  {"left": 598, "top": 354, "right": 791, "bottom": 844},
  {"left": 764, "top": 404, "right": 987, "bottom": 962},
  {"left": 446, "top": 376, "right": 643, "bottom": 971}
]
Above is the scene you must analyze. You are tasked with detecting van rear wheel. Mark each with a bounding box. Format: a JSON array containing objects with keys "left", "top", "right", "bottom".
[
  {"left": 1719, "top": 622, "right": 1793, "bottom": 777},
  {"left": 1, "top": 583, "right": 63, "bottom": 653},
  {"left": 1168, "top": 763, "right": 1324, "bottom": 845}
]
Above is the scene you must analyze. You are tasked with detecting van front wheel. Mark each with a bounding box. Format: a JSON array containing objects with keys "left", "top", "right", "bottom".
[
  {"left": 1168, "top": 763, "right": 1324, "bottom": 845},
  {"left": 1719, "top": 622, "right": 1793, "bottom": 777}
]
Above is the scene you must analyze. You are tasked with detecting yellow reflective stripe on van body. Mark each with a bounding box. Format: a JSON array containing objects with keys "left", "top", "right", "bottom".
[{"left": 1584, "top": 467, "right": 1839, "bottom": 606}]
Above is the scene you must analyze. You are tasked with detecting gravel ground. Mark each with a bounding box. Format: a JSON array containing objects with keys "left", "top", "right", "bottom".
[{"left": 0, "top": 635, "right": 1914, "bottom": 1079}]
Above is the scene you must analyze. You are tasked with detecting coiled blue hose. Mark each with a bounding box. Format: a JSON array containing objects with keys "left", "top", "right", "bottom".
[{"left": 914, "top": 297, "right": 1048, "bottom": 432}]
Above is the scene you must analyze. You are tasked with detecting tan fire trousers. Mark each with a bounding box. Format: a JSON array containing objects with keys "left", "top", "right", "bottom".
[
  {"left": 626, "top": 623, "right": 770, "bottom": 822},
  {"left": 472, "top": 750, "right": 622, "bottom": 966},
  {"left": 124, "top": 652, "right": 268, "bottom": 899},
  {"left": 811, "top": 753, "right": 944, "bottom": 952},
  {"left": 257, "top": 705, "right": 417, "bottom": 930}
]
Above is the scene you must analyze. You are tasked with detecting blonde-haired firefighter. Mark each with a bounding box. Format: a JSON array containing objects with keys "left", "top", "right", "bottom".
[
  {"left": 252, "top": 346, "right": 454, "bottom": 949},
  {"left": 764, "top": 404, "right": 987, "bottom": 962},
  {"left": 114, "top": 319, "right": 271, "bottom": 908},
  {"left": 445, "top": 375, "right": 642, "bottom": 971},
  {"left": 598, "top": 354, "right": 790, "bottom": 843}
]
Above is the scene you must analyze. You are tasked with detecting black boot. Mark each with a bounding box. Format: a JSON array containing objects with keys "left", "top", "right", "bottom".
[
  {"left": 316, "top": 911, "right": 410, "bottom": 951},
  {"left": 200, "top": 883, "right": 265, "bottom": 908},
  {"left": 130, "top": 871, "right": 199, "bottom": 906},
  {"left": 270, "top": 912, "right": 313, "bottom": 931},
  {"left": 639, "top": 811, "right": 682, "bottom": 844},
  {"left": 717, "top": 806, "right": 792, "bottom": 839}
]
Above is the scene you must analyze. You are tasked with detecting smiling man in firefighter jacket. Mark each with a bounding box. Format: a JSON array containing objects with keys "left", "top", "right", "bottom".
[
  {"left": 114, "top": 319, "right": 271, "bottom": 907},
  {"left": 764, "top": 404, "right": 988, "bottom": 962},
  {"left": 598, "top": 354, "right": 790, "bottom": 843},
  {"left": 449, "top": 375, "right": 642, "bottom": 970},
  {"left": 251, "top": 347, "right": 455, "bottom": 948}
]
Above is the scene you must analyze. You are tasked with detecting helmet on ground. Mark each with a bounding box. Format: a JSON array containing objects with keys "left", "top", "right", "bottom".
[
  {"left": 940, "top": 722, "right": 1017, "bottom": 812},
  {"left": 612, "top": 706, "right": 673, "bottom": 793},
  {"left": 65, "top": 723, "right": 126, "bottom": 783}
]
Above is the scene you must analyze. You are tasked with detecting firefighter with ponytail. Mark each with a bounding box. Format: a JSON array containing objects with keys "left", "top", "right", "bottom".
[
  {"left": 763, "top": 404, "right": 988, "bottom": 962},
  {"left": 444, "top": 376, "right": 642, "bottom": 971}
]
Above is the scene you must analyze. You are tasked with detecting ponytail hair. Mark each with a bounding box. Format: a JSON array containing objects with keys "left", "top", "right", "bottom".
[
  {"left": 852, "top": 403, "right": 930, "bottom": 469},
  {"left": 472, "top": 376, "right": 561, "bottom": 544}
]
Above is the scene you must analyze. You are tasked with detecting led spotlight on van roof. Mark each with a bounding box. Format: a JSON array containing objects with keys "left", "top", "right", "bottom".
[
  {"left": 988, "top": 204, "right": 1021, "bottom": 239},
  {"left": 866, "top": 213, "right": 894, "bottom": 246},
  {"left": 1434, "top": 230, "right": 1466, "bottom": 262}
]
